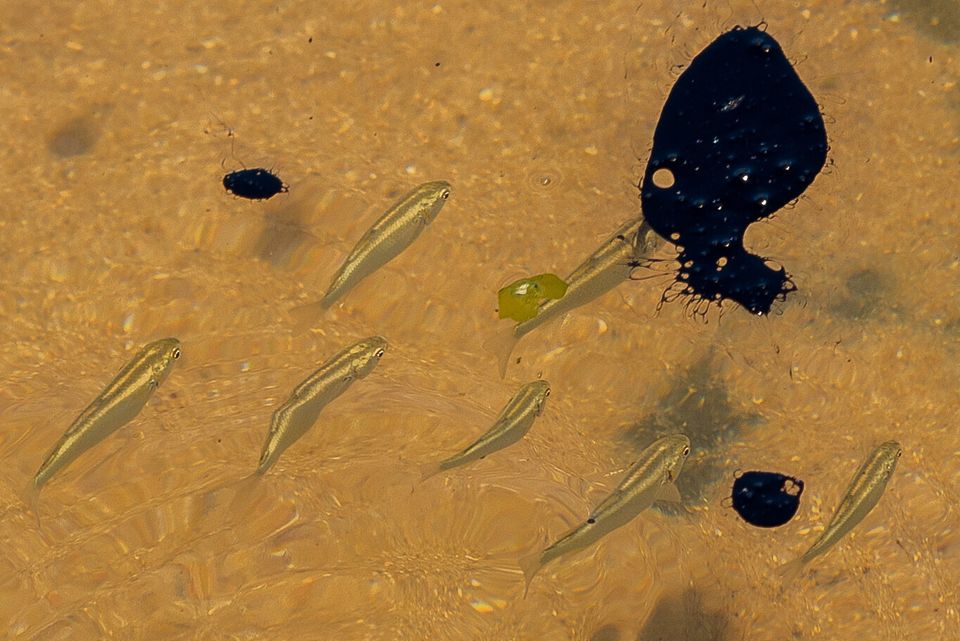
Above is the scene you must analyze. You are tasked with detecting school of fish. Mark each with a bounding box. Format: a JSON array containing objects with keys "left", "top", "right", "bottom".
[{"left": 24, "top": 181, "right": 903, "bottom": 599}]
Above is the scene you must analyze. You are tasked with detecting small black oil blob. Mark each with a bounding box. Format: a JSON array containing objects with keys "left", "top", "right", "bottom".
[
  {"left": 223, "top": 168, "right": 288, "bottom": 200},
  {"left": 731, "top": 470, "right": 804, "bottom": 528},
  {"left": 639, "top": 26, "right": 828, "bottom": 314}
]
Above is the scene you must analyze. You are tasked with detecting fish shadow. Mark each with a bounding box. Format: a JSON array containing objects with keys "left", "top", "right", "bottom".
[
  {"left": 635, "top": 588, "right": 731, "bottom": 641},
  {"left": 623, "top": 352, "right": 763, "bottom": 513},
  {"left": 589, "top": 624, "right": 621, "bottom": 641}
]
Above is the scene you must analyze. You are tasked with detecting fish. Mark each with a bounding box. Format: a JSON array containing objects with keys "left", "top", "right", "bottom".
[
  {"left": 778, "top": 440, "right": 902, "bottom": 583},
  {"left": 519, "top": 433, "right": 691, "bottom": 593},
  {"left": 490, "top": 217, "right": 659, "bottom": 377},
  {"left": 32, "top": 338, "right": 182, "bottom": 489},
  {"left": 257, "top": 336, "right": 387, "bottom": 474},
  {"left": 322, "top": 181, "right": 452, "bottom": 307},
  {"left": 420, "top": 380, "right": 551, "bottom": 481}
]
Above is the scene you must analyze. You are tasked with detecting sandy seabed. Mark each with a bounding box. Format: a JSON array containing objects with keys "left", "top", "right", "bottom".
[{"left": 1, "top": 1, "right": 958, "bottom": 639}]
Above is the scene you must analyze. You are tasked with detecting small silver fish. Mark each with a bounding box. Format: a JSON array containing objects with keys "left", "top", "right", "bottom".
[
  {"left": 322, "top": 181, "right": 452, "bottom": 306},
  {"left": 778, "top": 440, "right": 902, "bottom": 583},
  {"left": 421, "top": 380, "right": 551, "bottom": 481},
  {"left": 492, "top": 217, "right": 657, "bottom": 377},
  {"left": 519, "top": 433, "right": 691, "bottom": 592},
  {"left": 257, "top": 336, "right": 387, "bottom": 474},
  {"left": 33, "top": 338, "right": 182, "bottom": 489}
]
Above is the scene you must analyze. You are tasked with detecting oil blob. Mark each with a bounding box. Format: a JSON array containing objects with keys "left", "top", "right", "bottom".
[
  {"left": 730, "top": 470, "right": 804, "bottom": 528},
  {"left": 497, "top": 273, "right": 568, "bottom": 322},
  {"left": 639, "top": 26, "right": 828, "bottom": 314}
]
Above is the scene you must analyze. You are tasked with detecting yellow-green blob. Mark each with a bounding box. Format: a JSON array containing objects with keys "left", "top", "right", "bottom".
[{"left": 497, "top": 273, "right": 568, "bottom": 322}]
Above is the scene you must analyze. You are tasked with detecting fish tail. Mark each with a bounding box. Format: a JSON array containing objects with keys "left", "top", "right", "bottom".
[
  {"left": 178, "top": 472, "right": 266, "bottom": 551},
  {"left": 288, "top": 301, "right": 327, "bottom": 334},
  {"left": 225, "top": 472, "right": 264, "bottom": 515},
  {"left": 483, "top": 326, "right": 519, "bottom": 379},
  {"left": 319, "top": 293, "right": 337, "bottom": 309},
  {"left": 518, "top": 550, "right": 543, "bottom": 597},
  {"left": 242, "top": 470, "right": 265, "bottom": 491},
  {"left": 419, "top": 462, "right": 443, "bottom": 483},
  {"left": 240, "top": 470, "right": 262, "bottom": 488},
  {"left": 319, "top": 279, "right": 347, "bottom": 310},
  {"left": 19, "top": 477, "right": 40, "bottom": 511},
  {"left": 255, "top": 447, "right": 277, "bottom": 476},
  {"left": 776, "top": 557, "right": 805, "bottom": 585},
  {"left": 19, "top": 479, "right": 52, "bottom": 546}
]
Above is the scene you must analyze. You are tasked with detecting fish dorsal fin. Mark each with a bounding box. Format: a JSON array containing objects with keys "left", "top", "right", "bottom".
[{"left": 654, "top": 482, "right": 682, "bottom": 504}]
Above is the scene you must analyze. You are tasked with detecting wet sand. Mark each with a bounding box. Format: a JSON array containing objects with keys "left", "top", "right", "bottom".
[{"left": 1, "top": 1, "right": 958, "bottom": 639}]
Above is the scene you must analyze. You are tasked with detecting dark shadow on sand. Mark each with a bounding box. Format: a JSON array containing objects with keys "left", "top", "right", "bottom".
[
  {"left": 635, "top": 588, "right": 731, "bottom": 641},
  {"left": 622, "top": 353, "right": 763, "bottom": 512}
]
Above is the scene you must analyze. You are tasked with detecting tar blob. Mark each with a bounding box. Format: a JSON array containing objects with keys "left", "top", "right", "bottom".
[
  {"left": 731, "top": 470, "right": 804, "bottom": 528},
  {"left": 223, "top": 168, "right": 288, "bottom": 200},
  {"left": 639, "top": 26, "right": 828, "bottom": 314}
]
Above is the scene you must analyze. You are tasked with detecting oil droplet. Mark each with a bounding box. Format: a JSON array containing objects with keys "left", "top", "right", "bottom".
[
  {"left": 526, "top": 166, "right": 565, "bottom": 192},
  {"left": 652, "top": 167, "right": 675, "bottom": 188},
  {"left": 470, "top": 598, "right": 494, "bottom": 614}
]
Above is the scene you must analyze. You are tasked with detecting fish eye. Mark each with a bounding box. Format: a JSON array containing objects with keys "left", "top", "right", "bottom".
[
  {"left": 440, "top": 189, "right": 450, "bottom": 199},
  {"left": 544, "top": 388, "right": 551, "bottom": 397},
  {"left": 172, "top": 348, "right": 181, "bottom": 359},
  {"left": 375, "top": 348, "right": 385, "bottom": 358},
  {"left": 682, "top": 446, "right": 690, "bottom": 456}
]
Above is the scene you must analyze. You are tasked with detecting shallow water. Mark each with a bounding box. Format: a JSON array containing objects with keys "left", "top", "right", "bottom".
[{"left": 1, "top": 1, "right": 958, "bottom": 639}]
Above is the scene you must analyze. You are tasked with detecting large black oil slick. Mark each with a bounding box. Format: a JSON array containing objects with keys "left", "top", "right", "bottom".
[{"left": 639, "top": 26, "right": 828, "bottom": 314}]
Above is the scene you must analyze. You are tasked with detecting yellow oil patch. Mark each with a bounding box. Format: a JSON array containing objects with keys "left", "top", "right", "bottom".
[{"left": 497, "top": 273, "right": 568, "bottom": 322}]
